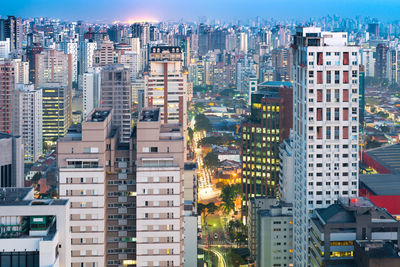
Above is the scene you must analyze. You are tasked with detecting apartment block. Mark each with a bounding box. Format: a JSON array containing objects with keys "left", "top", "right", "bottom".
[
  {"left": 145, "top": 46, "right": 187, "bottom": 128},
  {"left": 292, "top": 27, "right": 360, "bottom": 267},
  {"left": 58, "top": 108, "right": 136, "bottom": 267},
  {"left": 17, "top": 83, "right": 43, "bottom": 163},
  {"left": 136, "top": 108, "right": 185, "bottom": 267}
]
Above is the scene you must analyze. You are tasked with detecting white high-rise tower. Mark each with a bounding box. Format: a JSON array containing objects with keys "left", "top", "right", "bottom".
[{"left": 292, "top": 27, "right": 360, "bottom": 267}]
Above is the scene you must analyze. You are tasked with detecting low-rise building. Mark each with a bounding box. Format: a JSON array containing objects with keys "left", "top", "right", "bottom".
[
  {"left": 310, "top": 197, "right": 400, "bottom": 267},
  {"left": 354, "top": 240, "right": 400, "bottom": 267},
  {"left": 0, "top": 187, "right": 71, "bottom": 266}
]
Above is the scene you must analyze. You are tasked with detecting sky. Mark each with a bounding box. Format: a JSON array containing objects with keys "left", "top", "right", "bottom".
[{"left": 2, "top": 0, "right": 400, "bottom": 23}]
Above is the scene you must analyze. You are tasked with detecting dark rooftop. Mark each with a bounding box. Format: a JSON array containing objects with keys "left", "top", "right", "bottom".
[
  {"left": 360, "top": 174, "right": 400, "bottom": 195},
  {"left": 356, "top": 240, "right": 400, "bottom": 259},
  {"left": 139, "top": 108, "right": 160, "bottom": 122},
  {"left": 89, "top": 109, "right": 111, "bottom": 122},
  {"left": 366, "top": 143, "right": 400, "bottom": 174},
  {"left": 0, "top": 188, "right": 68, "bottom": 206},
  {"left": 0, "top": 188, "right": 32, "bottom": 202}
]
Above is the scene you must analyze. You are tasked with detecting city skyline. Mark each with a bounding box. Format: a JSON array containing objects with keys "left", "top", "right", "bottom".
[{"left": 3, "top": 0, "right": 400, "bottom": 23}]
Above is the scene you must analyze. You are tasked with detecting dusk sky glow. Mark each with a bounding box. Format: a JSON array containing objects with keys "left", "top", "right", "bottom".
[{"left": 3, "top": 0, "right": 400, "bottom": 22}]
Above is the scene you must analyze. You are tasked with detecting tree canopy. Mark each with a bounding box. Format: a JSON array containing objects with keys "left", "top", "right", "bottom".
[
  {"left": 203, "top": 152, "right": 221, "bottom": 170},
  {"left": 194, "top": 114, "right": 212, "bottom": 132}
]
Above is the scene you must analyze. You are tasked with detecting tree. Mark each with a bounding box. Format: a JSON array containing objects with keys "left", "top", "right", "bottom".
[
  {"left": 198, "top": 202, "right": 218, "bottom": 225},
  {"left": 220, "top": 184, "right": 240, "bottom": 215},
  {"left": 203, "top": 152, "right": 220, "bottom": 170},
  {"left": 188, "top": 127, "right": 194, "bottom": 141},
  {"left": 194, "top": 114, "right": 212, "bottom": 132},
  {"left": 227, "top": 220, "right": 247, "bottom": 247}
]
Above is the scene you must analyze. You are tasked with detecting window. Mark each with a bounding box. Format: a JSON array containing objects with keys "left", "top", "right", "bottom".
[
  {"left": 343, "top": 71, "right": 349, "bottom": 83},
  {"left": 352, "top": 70, "right": 357, "bottom": 78},
  {"left": 335, "top": 89, "right": 340, "bottom": 102},
  {"left": 343, "top": 126, "right": 349, "bottom": 139},
  {"left": 317, "top": 52, "right": 323, "bottom": 65},
  {"left": 335, "top": 71, "right": 340, "bottom": 84},
  {"left": 150, "top": 147, "right": 158, "bottom": 152},
  {"left": 326, "top": 89, "right": 331, "bottom": 102},
  {"left": 343, "top": 89, "right": 349, "bottom": 102},
  {"left": 317, "top": 71, "right": 323, "bottom": 84},
  {"left": 309, "top": 71, "right": 314, "bottom": 78},
  {"left": 326, "top": 127, "right": 331, "bottom": 139},
  {"left": 343, "top": 108, "right": 349, "bottom": 121},
  {"left": 335, "top": 108, "right": 340, "bottom": 121},
  {"left": 326, "top": 108, "right": 331, "bottom": 121},
  {"left": 317, "top": 90, "right": 323, "bottom": 102},
  {"left": 317, "top": 127, "right": 322, "bottom": 139},
  {"left": 335, "top": 126, "right": 340, "bottom": 139},
  {"left": 317, "top": 108, "right": 322, "bottom": 121},
  {"left": 343, "top": 52, "right": 349, "bottom": 65},
  {"left": 327, "top": 71, "right": 331, "bottom": 83}
]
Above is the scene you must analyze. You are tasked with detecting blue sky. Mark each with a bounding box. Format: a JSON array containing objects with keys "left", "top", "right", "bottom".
[{"left": 2, "top": 0, "right": 400, "bottom": 22}]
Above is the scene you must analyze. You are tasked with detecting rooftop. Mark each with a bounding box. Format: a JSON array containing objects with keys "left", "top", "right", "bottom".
[
  {"left": 0, "top": 188, "right": 68, "bottom": 206},
  {"left": 356, "top": 240, "right": 400, "bottom": 259},
  {"left": 366, "top": 143, "right": 400, "bottom": 174},
  {"left": 139, "top": 108, "right": 160, "bottom": 122},
  {"left": 88, "top": 109, "right": 111, "bottom": 122},
  {"left": 360, "top": 174, "right": 400, "bottom": 195}
]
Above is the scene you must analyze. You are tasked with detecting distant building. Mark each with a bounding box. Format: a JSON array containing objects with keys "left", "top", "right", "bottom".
[
  {"left": 0, "top": 133, "right": 24, "bottom": 187},
  {"left": 310, "top": 197, "right": 400, "bottom": 267},
  {"left": 0, "top": 188, "right": 71, "bottom": 266},
  {"left": 82, "top": 67, "right": 102, "bottom": 119},
  {"left": 100, "top": 64, "right": 132, "bottom": 143},
  {"left": 375, "top": 44, "right": 389, "bottom": 80}
]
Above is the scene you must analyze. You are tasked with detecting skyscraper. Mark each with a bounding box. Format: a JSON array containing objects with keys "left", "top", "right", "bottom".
[
  {"left": 136, "top": 107, "right": 185, "bottom": 267},
  {"left": 241, "top": 82, "right": 293, "bottom": 217},
  {"left": 79, "top": 40, "right": 97, "bottom": 75},
  {"left": 292, "top": 27, "right": 359, "bottom": 267},
  {"left": 100, "top": 64, "right": 132, "bottom": 143},
  {"left": 0, "top": 16, "right": 22, "bottom": 51}
]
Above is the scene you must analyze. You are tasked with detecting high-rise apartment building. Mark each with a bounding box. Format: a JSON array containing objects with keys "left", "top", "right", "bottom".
[
  {"left": 26, "top": 43, "right": 43, "bottom": 84},
  {"left": 17, "top": 84, "right": 43, "bottom": 163},
  {"left": 100, "top": 64, "right": 132, "bottom": 143},
  {"left": 79, "top": 40, "right": 97, "bottom": 75},
  {"left": 136, "top": 108, "right": 185, "bottom": 267},
  {"left": 61, "top": 41, "right": 78, "bottom": 83},
  {"left": 292, "top": 27, "right": 360, "bottom": 267},
  {"left": 93, "top": 41, "right": 118, "bottom": 67},
  {"left": 39, "top": 83, "right": 71, "bottom": 143},
  {"left": 58, "top": 108, "right": 136, "bottom": 267},
  {"left": 145, "top": 46, "right": 187, "bottom": 129},
  {"left": 241, "top": 82, "right": 292, "bottom": 217},
  {"left": 0, "top": 133, "right": 24, "bottom": 187},
  {"left": 35, "top": 49, "right": 73, "bottom": 90},
  {"left": 82, "top": 67, "right": 102, "bottom": 119}
]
